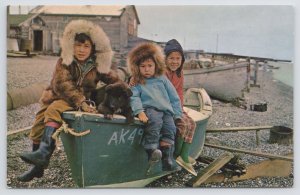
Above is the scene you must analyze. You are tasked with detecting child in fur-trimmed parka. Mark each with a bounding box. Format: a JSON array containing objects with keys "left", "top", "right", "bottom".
[
  {"left": 18, "top": 20, "right": 120, "bottom": 182},
  {"left": 127, "top": 42, "right": 182, "bottom": 172}
]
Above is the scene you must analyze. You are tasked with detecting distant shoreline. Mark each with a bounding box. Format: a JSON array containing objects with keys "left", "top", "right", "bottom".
[{"left": 269, "top": 62, "right": 293, "bottom": 87}]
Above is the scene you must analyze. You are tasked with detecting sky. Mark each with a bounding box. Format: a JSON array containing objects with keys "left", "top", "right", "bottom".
[
  {"left": 136, "top": 5, "right": 294, "bottom": 61},
  {"left": 8, "top": 5, "right": 33, "bottom": 14}
]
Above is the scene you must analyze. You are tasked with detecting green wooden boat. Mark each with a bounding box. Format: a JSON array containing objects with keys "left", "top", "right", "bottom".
[{"left": 60, "top": 88, "right": 212, "bottom": 188}]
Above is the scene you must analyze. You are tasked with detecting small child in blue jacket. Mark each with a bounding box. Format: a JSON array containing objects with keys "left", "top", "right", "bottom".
[{"left": 127, "top": 42, "right": 182, "bottom": 171}]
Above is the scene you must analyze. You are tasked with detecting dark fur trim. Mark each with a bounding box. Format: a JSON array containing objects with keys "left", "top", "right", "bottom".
[{"left": 127, "top": 42, "right": 166, "bottom": 84}]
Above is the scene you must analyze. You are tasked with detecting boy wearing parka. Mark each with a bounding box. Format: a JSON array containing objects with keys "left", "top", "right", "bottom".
[{"left": 18, "top": 20, "right": 120, "bottom": 182}]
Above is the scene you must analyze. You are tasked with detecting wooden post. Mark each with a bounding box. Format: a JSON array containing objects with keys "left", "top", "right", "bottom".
[
  {"left": 186, "top": 152, "right": 234, "bottom": 187},
  {"left": 206, "top": 125, "right": 272, "bottom": 133},
  {"left": 250, "top": 61, "right": 260, "bottom": 87},
  {"left": 254, "top": 61, "right": 258, "bottom": 85},
  {"left": 204, "top": 143, "right": 293, "bottom": 161},
  {"left": 246, "top": 58, "right": 250, "bottom": 92},
  {"left": 7, "top": 6, "right": 10, "bottom": 37},
  {"left": 211, "top": 54, "right": 215, "bottom": 66},
  {"left": 256, "top": 129, "right": 260, "bottom": 146}
]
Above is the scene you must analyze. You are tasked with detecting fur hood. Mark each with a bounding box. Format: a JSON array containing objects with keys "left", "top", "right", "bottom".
[
  {"left": 127, "top": 42, "right": 165, "bottom": 83},
  {"left": 60, "top": 20, "right": 113, "bottom": 74}
]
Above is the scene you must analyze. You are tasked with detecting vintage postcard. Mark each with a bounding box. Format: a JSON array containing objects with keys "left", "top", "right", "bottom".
[{"left": 6, "top": 4, "right": 294, "bottom": 189}]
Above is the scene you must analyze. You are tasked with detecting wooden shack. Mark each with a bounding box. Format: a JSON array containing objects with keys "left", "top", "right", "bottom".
[{"left": 8, "top": 5, "right": 140, "bottom": 54}]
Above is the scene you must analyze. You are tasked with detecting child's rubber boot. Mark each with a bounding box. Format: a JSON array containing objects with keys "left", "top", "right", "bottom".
[
  {"left": 176, "top": 143, "right": 197, "bottom": 176},
  {"left": 174, "top": 137, "right": 196, "bottom": 165},
  {"left": 174, "top": 136, "right": 184, "bottom": 158},
  {"left": 146, "top": 149, "right": 162, "bottom": 174},
  {"left": 20, "top": 126, "right": 56, "bottom": 168},
  {"left": 161, "top": 145, "right": 181, "bottom": 172},
  {"left": 17, "top": 144, "right": 44, "bottom": 182}
]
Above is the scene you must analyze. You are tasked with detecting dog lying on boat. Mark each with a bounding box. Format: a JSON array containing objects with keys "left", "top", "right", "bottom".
[{"left": 94, "top": 81, "right": 134, "bottom": 123}]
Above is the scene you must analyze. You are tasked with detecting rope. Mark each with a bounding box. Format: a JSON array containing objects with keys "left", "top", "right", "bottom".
[{"left": 52, "top": 120, "right": 91, "bottom": 142}]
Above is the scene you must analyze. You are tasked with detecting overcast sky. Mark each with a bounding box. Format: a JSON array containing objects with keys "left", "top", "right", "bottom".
[
  {"left": 8, "top": 5, "right": 294, "bottom": 60},
  {"left": 136, "top": 5, "right": 294, "bottom": 61}
]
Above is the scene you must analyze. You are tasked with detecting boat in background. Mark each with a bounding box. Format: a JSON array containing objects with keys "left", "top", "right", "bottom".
[
  {"left": 60, "top": 88, "right": 212, "bottom": 187},
  {"left": 183, "top": 62, "right": 249, "bottom": 102}
]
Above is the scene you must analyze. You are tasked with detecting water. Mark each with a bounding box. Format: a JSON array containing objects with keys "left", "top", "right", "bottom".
[{"left": 269, "top": 61, "right": 293, "bottom": 87}]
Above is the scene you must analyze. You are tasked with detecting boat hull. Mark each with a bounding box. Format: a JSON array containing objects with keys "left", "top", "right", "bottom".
[
  {"left": 61, "top": 88, "right": 212, "bottom": 187},
  {"left": 184, "top": 63, "right": 249, "bottom": 102}
]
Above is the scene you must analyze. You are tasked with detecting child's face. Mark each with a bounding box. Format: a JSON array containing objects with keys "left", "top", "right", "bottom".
[
  {"left": 74, "top": 40, "right": 92, "bottom": 63},
  {"left": 139, "top": 58, "right": 156, "bottom": 79},
  {"left": 166, "top": 51, "right": 182, "bottom": 71}
]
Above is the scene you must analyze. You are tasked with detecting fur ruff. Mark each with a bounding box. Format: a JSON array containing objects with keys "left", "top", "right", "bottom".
[
  {"left": 127, "top": 42, "right": 165, "bottom": 83},
  {"left": 60, "top": 19, "right": 113, "bottom": 74}
]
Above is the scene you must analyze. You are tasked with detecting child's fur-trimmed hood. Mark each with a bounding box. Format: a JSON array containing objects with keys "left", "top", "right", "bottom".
[
  {"left": 127, "top": 42, "right": 165, "bottom": 83},
  {"left": 60, "top": 20, "right": 113, "bottom": 74}
]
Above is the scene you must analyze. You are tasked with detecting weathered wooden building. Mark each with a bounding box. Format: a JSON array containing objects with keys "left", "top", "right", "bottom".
[{"left": 9, "top": 5, "right": 140, "bottom": 54}]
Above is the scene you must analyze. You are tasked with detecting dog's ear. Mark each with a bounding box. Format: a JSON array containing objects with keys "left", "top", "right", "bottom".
[{"left": 126, "top": 88, "right": 133, "bottom": 97}]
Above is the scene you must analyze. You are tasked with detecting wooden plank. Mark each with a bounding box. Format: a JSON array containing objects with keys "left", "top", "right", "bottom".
[
  {"left": 204, "top": 143, "right": 293, "bottom": 161},
  {"left": 186, "top": 152, "right": 234, "bottom": 187},
  {"left": 204, "top": 156, "right": 292, "bottom": 183},
  {"left": 7, "top": 52, "right": 29, "bottom": 57},
  {"left": 196, "top": 155, "right": 246, "bottom": 174},
  {"left": 206, "top": 125, "right": 273, "bottom": 133},
  {"left": 7, "top": 126, "right": 32, "bottom": 137}
]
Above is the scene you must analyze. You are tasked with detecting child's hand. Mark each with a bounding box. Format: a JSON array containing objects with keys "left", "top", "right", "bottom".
[
  {"left": 81, "top": 102, "right": 97, "bottom": 113},
  {"left": 175, "top": 118, "right": 185, "bottom": 132},
  {"left": 138, "top": 112, "right": 148, "bottom": 123},
  {"left": 175, "top": 118, "right": 184, "bottom": 125},
  {"left": 128, "top": 77, "right": 136, "bottom": 87}
]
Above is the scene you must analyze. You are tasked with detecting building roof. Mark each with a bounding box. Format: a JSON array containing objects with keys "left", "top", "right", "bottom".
[
  {"left": 29, "top": 5, "right": 127, "bottom": 16},
  {"left": 8, "top": 14, "right": 34, "bottom": 27}
]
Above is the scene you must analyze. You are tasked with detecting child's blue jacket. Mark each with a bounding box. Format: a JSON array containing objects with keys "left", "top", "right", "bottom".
[{"left": 130, "top": 75, "right": 183, "bottom": 119}]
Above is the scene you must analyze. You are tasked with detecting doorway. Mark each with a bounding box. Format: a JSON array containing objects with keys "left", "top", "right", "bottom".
[{"left": 33, "top": 30, "right": 43, "bottom": 51}]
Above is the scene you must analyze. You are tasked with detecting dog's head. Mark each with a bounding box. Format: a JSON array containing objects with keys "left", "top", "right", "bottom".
[{"left": 104, "top": 82, "right": 133, "bottom": 111}]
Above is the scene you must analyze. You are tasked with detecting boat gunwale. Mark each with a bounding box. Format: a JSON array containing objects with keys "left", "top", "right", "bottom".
[
  {"left": 183, "top": 62, "right": 248, "bottom": 75},
  {"left": 62, "top": 87, "right": 213, "bottom": 128},
  {"left": 63, "top": 107, "right": 211, "bottom": 127}
]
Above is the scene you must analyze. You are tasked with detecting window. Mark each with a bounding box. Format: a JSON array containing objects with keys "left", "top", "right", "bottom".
[
  {"left": 31, "top": 17, "right": 45, "bottom": 26},
  {"left": 104, "top": 17, "right": 112, "bottom": 22}
]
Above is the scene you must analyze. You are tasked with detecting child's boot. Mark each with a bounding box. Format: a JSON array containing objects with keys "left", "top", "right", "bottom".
[
  {"left": 174, "top": 136, "right": 184, "bottom": 158},
  {"left": 145, "top": 148, "right": 162, "bottom": 174},
  {"left": 161, "top": 145, "right": 181, "bottom": 171},
  {"left": 174, "top": 137, "right": 196, "bottom": 165},
  {"left": 146, "top": 149, "right": 162, "bottom": 164},
  {"left": 176, "top": 143, "right": 197, "bottom": 176},
  {"left": 17, "top": 143, "right": 44, "bottom": 182},
  {"left": 20, "top": 126, "right": 57, "bottom": 168}
]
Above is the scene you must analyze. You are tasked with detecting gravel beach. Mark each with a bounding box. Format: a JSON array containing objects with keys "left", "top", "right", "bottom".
[{"left": 6, "top": 55, "right": 293, "bottom": 188}]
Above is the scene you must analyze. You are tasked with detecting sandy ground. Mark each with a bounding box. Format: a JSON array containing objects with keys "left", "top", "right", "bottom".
[{"left": 6, "top": 55, "right": 293, "bottom": 188}]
